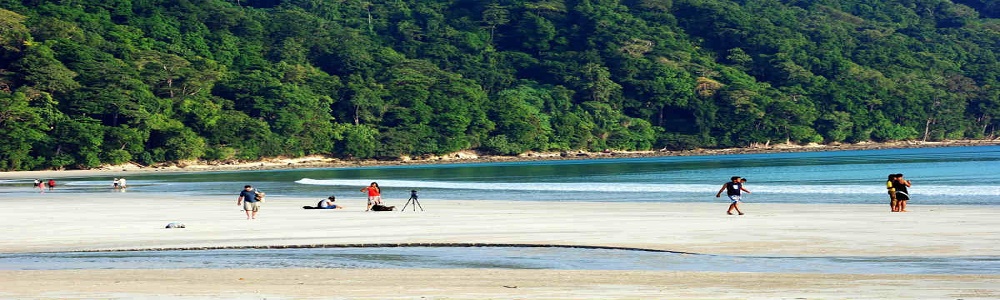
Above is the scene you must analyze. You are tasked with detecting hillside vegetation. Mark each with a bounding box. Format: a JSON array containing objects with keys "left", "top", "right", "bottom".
[{"left": 1, "top": 0, "right": 998, "bottom": 170}]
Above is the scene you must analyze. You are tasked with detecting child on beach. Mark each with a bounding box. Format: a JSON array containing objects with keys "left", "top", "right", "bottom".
[{"left": 716, "top": 176, "right": 751, "bottom": 215}]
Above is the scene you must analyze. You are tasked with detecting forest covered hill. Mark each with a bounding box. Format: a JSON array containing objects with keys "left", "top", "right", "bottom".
[{"left": 1, "top": 0, "right": 998, "bottom": 170}]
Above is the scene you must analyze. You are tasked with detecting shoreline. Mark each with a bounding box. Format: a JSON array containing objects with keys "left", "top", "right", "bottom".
[{"left": 2, "top": 139, "right": 998, "bottom": 180}]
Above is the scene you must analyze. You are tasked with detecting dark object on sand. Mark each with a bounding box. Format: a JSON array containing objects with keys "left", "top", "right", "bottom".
[
  {"left": 165, "top": 222, "right": 186, "bottom": 228},
  {"left": 371, "top": 204, "right": 395, "bottom": 211}
]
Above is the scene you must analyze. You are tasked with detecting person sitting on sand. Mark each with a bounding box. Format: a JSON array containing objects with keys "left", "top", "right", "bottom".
[{"left": 317, "top": 196, "right": 344, "bottom": 209}]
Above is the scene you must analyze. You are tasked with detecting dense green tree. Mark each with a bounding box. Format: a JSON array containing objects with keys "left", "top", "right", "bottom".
[{"left": 0, "top": 0, "right": 998, "bottom": 170}]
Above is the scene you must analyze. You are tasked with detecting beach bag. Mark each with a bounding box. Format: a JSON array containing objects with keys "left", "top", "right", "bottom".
[{"left": 371, "top": 204, "right": 395, "bottom": 211}]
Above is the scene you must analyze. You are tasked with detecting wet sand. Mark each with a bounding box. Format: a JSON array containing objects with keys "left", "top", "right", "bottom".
[{"left": 0, "top": 193, "right": 998, "bottom": 298}]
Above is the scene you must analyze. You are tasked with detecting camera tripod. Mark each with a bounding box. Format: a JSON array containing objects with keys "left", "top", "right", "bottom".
[{"left": 402, "top": 190, "right": 424, "bottom": 211}]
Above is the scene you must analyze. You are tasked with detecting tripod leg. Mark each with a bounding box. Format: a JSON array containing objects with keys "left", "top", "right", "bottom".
[
  {"left": 415, "top": 199, "right": 424, "bottom": 211},
  {"left": 402, "top": 199, "right": 411, "bottom": 211}
]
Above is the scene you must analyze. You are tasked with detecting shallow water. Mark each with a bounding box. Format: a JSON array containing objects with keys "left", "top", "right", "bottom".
[{"left": 1, "top": 247, "right": 997, "bottom": 275}]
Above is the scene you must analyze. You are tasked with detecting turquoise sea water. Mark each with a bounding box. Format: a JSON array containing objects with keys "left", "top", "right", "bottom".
[{"left": 3, "top": 145, "right": 1000, "bottom": 205}]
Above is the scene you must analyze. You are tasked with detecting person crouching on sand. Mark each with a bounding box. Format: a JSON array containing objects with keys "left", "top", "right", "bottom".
[{"left": 716, "top": 176, "right": 751, "bottom": 215}]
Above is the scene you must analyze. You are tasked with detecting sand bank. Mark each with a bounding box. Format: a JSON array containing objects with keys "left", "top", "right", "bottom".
[
  {"left": 1, "top": 193, "right": 998, "bottom": 298},
  {"left": 1, "top": 193, "right": 998, "bottom": 256}
]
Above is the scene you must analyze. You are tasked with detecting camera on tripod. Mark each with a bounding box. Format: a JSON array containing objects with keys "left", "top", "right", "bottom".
[{"left": 403, "top": 189, "right": 423, "bottom": 211}]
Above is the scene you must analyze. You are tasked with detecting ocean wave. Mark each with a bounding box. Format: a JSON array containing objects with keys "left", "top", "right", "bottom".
[{"left": 295, "top": 179, "right": 999, "bottom": 196}]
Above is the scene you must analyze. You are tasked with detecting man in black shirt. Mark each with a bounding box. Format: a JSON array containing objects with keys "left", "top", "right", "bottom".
[
  {"left": 237, "top": 185, "right": 261, "bottom": 220},
  {"left": 716, "top": 176, "right": 751, "bottom": 215}
]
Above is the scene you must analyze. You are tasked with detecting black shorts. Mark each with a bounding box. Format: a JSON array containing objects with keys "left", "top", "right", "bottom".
[{"left": 895, "top": 191, "right": 910, "bottom": 201}]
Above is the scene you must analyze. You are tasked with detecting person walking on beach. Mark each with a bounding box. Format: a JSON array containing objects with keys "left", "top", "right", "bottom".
[
  {"left": 716, "top": 176, "right": 751, "bottom": 215},
  {"left": 892, "top": 174, "right": 912, "bottom": 212},
  {"left": 886, "top": 174, "right": 899, "bottom": 212},
  {"left": 34, "top": 179, "right": 44, "bottom": 193},
  {"left": 237, "top": 185, "right": 262, "bottom": 220},
  {"left": 361, "top": 182, "right": 383, "bottom": 211}
]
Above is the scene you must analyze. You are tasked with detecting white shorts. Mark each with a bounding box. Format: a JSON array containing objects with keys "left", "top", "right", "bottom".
[{"left": 728, "top": 195, "right": 742, "bottom": 203}]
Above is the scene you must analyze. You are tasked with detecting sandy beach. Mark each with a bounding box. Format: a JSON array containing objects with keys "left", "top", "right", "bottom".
[{"left": 1, "top": 192, "right": 998, "bottom": 298}]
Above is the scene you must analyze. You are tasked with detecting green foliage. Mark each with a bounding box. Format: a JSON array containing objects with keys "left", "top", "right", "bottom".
[
  {"left": 482, "top": 135, "right": 522, "bottom": 155},
  {"left": 203, "top": 146, "right": 236, "bottom": 161},
  {"left": 0, "top": 0, "right": 997, "bottom": 170},
  {"left": 333, "top": 123, "right": 378, "bottom": 159}
]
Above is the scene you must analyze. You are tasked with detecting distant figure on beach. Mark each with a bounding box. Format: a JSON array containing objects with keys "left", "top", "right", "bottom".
[
  {"left": 237, "top": 185, "right": 262, "bottom": 220},
  {"left": 112, "top": 178, "right": 120, "bottom": 189},
  {"left": 886, "top": 174, "right": 898, "bottom": 212},
  {"left": 361, "top": 182, "right": 383, "bottom": 211},
  {"left": 34, "top": 179, "right": 44, "bottom": 193},
  {"left": 317, "top": 196, "right": 344, "bottom": 209},
  {"left": 118, "top": 177, "right": 127, "bottom": 189},
  {"left": 47, "top": 179, "right": 56, "bottom": 191},
  {"left": 716, "top": 176, "right": 751, "bottom": 215},
  {"left": 892, "top": 173, "right": 912, "bottom": 212}
]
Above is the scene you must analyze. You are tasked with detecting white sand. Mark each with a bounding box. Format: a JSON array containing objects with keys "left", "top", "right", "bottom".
[{"left": 0, "top": 192, "right": 998, "bottom": 298}]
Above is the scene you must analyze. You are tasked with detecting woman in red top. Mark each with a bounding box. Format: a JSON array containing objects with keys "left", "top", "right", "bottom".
[{"left": 361, "top": 182, "right": 382, "bottom": 211}]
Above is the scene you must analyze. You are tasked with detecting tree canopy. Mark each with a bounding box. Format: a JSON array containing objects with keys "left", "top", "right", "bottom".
[{"left": 0, "top": 0, "right": 998, "bottom": 170}]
